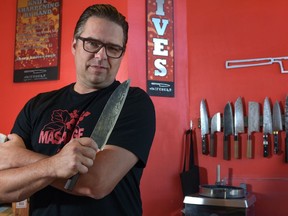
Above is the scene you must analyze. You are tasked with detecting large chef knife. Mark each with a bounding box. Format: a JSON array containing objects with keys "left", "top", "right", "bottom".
[
  {"left": 223, "top": 102, "right": 234, "bottom": 160},
  {"left": 263, "top": 97, "right": 272, "bottom": 157},
  {"left": 64, "top": 80, "right": 130, "bottom": 190},
  {"left": 200, "top": 99, "right": 209, "bottom": 155},
  {"left": 247, "top": 102, "right": 260, "bottom": 159},
  {"left": 272, "top": 100, "right": 282, "bottom": 154},
  {"left": 234, "top": 97, "right": 244, "bottom": 159},
  {"left": 210, "top": 112, "right": 221, "bottom": 157},
  {"left": 285, "top": 96, "right": 288, "bottom": 163}
]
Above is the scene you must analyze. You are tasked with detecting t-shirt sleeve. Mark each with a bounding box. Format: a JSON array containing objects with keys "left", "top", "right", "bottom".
[
  {"left": 11, "top": 98, "right": 34, "bottom": 149},
  {"left": 108, "top": 87, "right": 156, "bottom": 168}
]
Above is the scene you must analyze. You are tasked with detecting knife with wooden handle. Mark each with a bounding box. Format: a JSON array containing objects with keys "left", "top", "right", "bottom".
[
  {"left": 247, "top": 102, "right": 260, "bottom": 159},
  {"left": 64, "top": 80, "right": 130, "bottom": 190},
  {"left": 234, "top": 97, "right": 244, "bottom": 159},
  {"left": 210, "top": 112, "right": 221, "bottom": 157},
  {"left": 223, "top": 102, "right": 234, "bottom": 160}
]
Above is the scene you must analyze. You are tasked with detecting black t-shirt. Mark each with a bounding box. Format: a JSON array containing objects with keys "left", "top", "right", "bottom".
[{"left": 11, "top": 81, "right": 156, "bottom": 216}]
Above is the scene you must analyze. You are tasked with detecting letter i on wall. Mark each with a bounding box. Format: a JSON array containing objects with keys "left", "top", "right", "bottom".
[{"left": 146, "top": 0, "right": 174, "bottom": 97}]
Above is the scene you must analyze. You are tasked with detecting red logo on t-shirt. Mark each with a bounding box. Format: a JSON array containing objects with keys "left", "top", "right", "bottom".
[{"left": 38, "top": 109, "right": 91, "bottom": 145}]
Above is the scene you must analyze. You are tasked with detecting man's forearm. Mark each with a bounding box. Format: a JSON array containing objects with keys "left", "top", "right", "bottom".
[{"left": 0, "top": 157, "right": 56, "bottom": 202}]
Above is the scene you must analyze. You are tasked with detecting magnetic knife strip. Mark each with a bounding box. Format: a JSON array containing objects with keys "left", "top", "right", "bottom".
[{"left": 198, "top": 98, "right": 288, "bottom": 161}]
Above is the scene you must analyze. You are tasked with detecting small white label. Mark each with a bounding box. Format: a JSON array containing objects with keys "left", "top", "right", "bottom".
[{"left": 16, "top": 199, "right": 27, "bottom": 209}]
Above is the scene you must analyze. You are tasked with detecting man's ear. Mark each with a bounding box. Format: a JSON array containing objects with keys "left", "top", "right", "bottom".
[{"left": 71, "top": 38, "right": 77, "bottom": 55}]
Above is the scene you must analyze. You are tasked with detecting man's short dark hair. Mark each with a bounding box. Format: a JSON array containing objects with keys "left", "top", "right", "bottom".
[{"left": 73, "top": 4, "right": 129, "bottom": 51}]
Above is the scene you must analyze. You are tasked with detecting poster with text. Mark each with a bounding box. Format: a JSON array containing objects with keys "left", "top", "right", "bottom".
[
  {"left": 147, "top": 0, "right": 174, "bottom": 97},
  {"left": 14, "top": 0, "right": 61, "bottom": 82}
]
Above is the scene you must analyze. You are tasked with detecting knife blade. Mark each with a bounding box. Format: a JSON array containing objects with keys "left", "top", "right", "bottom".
[
  {"left": 200, "top": 99, "right": 209, "bottom": 155},
  {"left": 64, "top": 79, "right": 130, "bottom": 190},
  {"left": 285, "top": 96, "right": 288, "bottom": 163},
  {"left": 272, "top": 100, "right": 282, "bottom": 154},
  {"left": 263, "top": 97, "right": 272, "bottom": 157},
  {"left": 247, "top": 102, "right": 260, "bottom": 159},
  {"left": 234, "top": 97, "right": 244, "bottom": 159},
  {"left": 210, "top": 112, "right": 221, "bottom": 157},
  {"left": 223, "top": 102, "right": 234, "bottom": 160}
]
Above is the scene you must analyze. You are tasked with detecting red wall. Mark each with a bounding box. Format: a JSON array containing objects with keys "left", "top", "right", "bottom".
[
  {"left": 187, "top": 1, "right": 288, "bottom": 216},
  {"left": 1, "top": 0, "right": 288, "bottom": 215}
]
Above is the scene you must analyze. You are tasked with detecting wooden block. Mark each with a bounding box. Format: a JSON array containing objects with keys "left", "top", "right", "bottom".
[{"left": 12, "top": 200, "right": 29, "bottom": 216}]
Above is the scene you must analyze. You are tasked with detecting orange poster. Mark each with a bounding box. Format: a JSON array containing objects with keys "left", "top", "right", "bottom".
[
  {"left": 147, "top": 0, "right": 174, "bottom": 97},
  {"left": 14, "top": 0, "right": 61, "bottom": 82}
]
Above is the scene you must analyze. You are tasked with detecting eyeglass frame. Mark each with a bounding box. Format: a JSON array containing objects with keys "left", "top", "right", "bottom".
[{"left": 76, "top": 36, "right": 125, "bottom": 59}]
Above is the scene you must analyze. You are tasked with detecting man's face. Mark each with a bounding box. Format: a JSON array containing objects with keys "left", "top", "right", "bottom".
[{"left": 72, "top": 16, "right": 124, "bottom": 92}]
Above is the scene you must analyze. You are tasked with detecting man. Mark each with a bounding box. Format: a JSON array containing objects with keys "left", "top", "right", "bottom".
[{"left": 0, "top": 4, "right": 155, "bottom": 216}]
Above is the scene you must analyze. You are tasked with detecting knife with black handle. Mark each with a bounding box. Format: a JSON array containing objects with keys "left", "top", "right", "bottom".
[
  {"left": 272, "top": 101, "right": 282, "bottom": 154},
  {"left": 263, "top": 97, "right": 272, "bottom": 157},
  {"left": 200, "top": 99, "right": 209, "bottom": 155}
]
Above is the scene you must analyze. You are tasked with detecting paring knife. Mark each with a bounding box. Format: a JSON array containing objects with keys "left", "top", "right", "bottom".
[
  {"left": 223, "top": 102, "right": 234, "bottom": 160},
  {"left": 247, "top": 102, "right": 260, "bottom": 159},
  {"left": 200, "top": 99, "right": 209, "bottom": 155},
  {"left": 234, "top": 97, "right": 244, "bottom": 159},
  {"left": 285, "top": 96, "right": 288, "bottom": 163},
  {"left": 210, "top": 112, "right": 221, "bottom": 157},
  {"left": 272, "top": 100, "right": 282, "bottom": 154},
  {"left": 64, "top": 80, "right": 130, "bottom": 190},
  {"left": 263, "top": 97, "right": 272, "bottom": 157}
]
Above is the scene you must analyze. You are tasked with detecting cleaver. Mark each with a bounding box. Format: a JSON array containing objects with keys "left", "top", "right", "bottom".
[
  {"left": 247, "top": 102, "right": 260, "bottom": 159},
  {"left": 210, "top": 112, "right": 221, "bottom": 157},
  {"left": 263, "top": 97, "right": 272, "bottom": 157},
  {"left": 64, "top": 80, "right": 130, "bottom": 190},
  {"left": 234, "top": 97, "right": 244, "bottom": 159}
]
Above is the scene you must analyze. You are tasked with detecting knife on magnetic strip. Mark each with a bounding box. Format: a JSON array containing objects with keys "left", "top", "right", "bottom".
[
  {"left": 247, "top": 102, "right": 260, "bottom": 159},
  {"left": 272, "top": 100, "right": 282, "bottom": 154},
  {"left": 285, "top": 96, "right": 288, "bottom": 163},
  {"left": 200, "top": 99, "right": 209, "bottom": 155},
  {"left": 223, "top": 102, "right": 234, "bottom": 160},
  {"left": 210, "top": 112, "right": 221, "bottom": 157},
  {"left": 234, "top": 97, "right": 244, "bottom": 159},
  {"left": 64, "top": 80, "right": 130, "bottom": 190},
  {"left": 263, "top": 97, "right": 272, "bottom": 157}
]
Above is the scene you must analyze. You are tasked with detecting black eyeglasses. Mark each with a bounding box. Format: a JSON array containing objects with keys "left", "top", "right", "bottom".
[{"left": 77, "top": 36, "right": 124, "bottom": 59}]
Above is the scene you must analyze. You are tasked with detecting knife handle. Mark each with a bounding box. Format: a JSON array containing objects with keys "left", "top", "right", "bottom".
[
  {"left": 202, "top": 135, "right": 208, "bottom": 155},
  {"left": 223, "top": 135, "right": 230, "bottom": 160},
  {"left": 285, "top": 136, "right": 288, "bottom": 163},
  {"left": 247, "top": 135, "right": 252, "bottom": 159},
  {"left": 210, "top": 133, "right": 215, "bottom": 157},
  {"left": 263, "top": 134, "right": 269, "bottom": 157},
  {"left": 234, "top": 134, "right": 240, "bottom": 159},
  {"left": 273, "top": 131, "right": 279, "bottom": 154},
  {"left": 64, "top": 173, "right": 80, "bottom": 191}
]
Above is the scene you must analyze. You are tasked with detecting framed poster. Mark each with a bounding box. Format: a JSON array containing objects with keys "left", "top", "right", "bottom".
[
  {"left": 14, "top": 0, "right": 61, "bottom": 82},
  {"left": 146, "top": 0, "right": 174, "bottom": 97}
]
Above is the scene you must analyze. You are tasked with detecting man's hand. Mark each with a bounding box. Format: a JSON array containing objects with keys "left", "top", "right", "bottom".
[
  {"left": 0, "top": 134, "right": 26, "bottom": 170},
  {"left": 49, "top": 137, "right": 98, "bottom": 179}
]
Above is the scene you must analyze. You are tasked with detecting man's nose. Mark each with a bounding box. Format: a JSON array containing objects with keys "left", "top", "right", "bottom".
[{"left": 94, "top": 46, "right": 107, "bottom": 59}]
